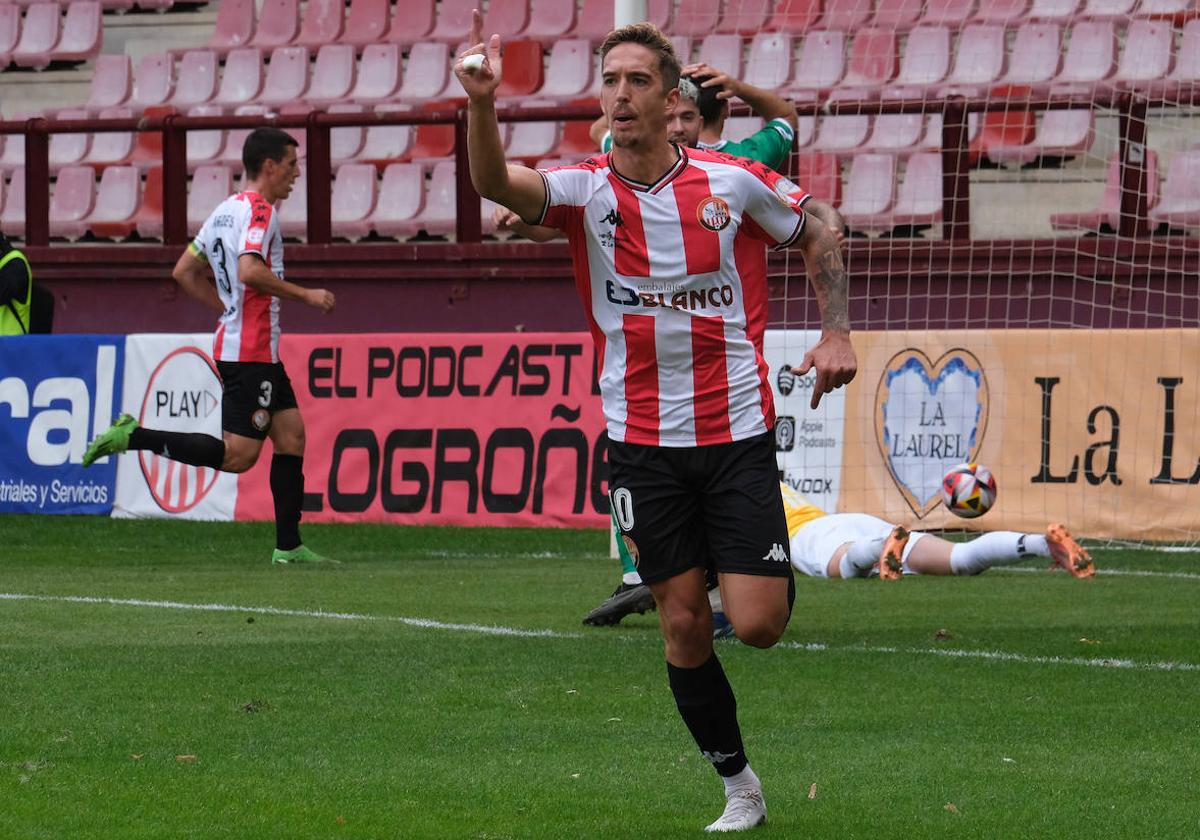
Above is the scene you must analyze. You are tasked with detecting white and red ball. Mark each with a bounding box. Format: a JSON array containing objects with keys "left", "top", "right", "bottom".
[{"left": 940, "top": 463, "right": 997, "bottom": 518}]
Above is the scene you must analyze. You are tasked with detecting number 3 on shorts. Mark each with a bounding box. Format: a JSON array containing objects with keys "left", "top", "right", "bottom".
[
  {"left": 610, "top": 487, "right": 634, "bottom": 532},
  {"left": 257, "top": 380, "right": 273, "bottom": 408}
]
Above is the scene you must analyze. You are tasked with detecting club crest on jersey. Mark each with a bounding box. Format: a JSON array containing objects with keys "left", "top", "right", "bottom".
[
  {"left": 696, "top": 196, "right": 731, "bottom": 231},
  {"left": 246, "top": 227, "right": 265, "bottom": 245}
]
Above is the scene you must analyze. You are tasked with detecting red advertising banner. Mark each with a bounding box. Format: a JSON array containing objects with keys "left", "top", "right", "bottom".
[{"left": 234, "top": 333, "right": 611, "bottom": 527}]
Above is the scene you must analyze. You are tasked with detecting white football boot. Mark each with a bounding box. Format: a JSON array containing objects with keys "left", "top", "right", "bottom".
[{"left": 704, "top": 788, "right": 767, "bottom": 832}]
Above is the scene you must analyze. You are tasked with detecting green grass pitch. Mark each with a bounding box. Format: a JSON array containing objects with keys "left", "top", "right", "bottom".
[{"left": 1, "top": 516, "right": 1198, "bottom": 839}]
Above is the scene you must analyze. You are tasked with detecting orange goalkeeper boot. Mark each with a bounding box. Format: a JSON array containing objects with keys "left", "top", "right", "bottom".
[
  {"left": 1046, "top": 523, "right": 1095, "bottom": 578},
  {"left": 877, "top": 526, "right": 910, "bottom": 581}
]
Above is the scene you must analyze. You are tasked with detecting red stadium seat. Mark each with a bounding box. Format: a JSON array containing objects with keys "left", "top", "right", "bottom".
[
  {"left": 0, "top": 5, "right": 21, "bottom": 67},
  {"left": 969, "top": 90, "right": 1035, "bottom": 165},
  {"left": 185, "top": 104, "right": 226, "bottom": 169},
  {"left": 409, "top": 103, "right": 455, "bottom": 161},
  {"left": 331, "top": 162, "right": 377, "bottom": 240},
  {"left": 371, "top": 162, "right": 424, "bottom": 238},
  {"left": 86, "top": 106, "right": 135, "bottom": 168},
  {"left": 206, "top": 0, "right": 255, "bottom": 56},
  {"left": 523, "top": 0, "right": 573, "bottom": 43},
  {"left": 839, "top": 153, "right": 897, "bottom": 231},
  {"left": 916, "top": 0, "right": 975, "bottom": 26},
  {"left": 496, "top": 40, "right": 544, "bottom": 99},
  {"left": 556, "top": 108, "right": 600, "bottom": 156},
  {"left": 131, "top": 105, "right": 176, "bottom": 170},
  {"left": 938, "top": 24, "right": 1006, "bottom": 97},
  {"left": 85, "top": 54, "right": 132, "bottom": 113},
  {"left": 823, "top": 0, "right": 875, "bottom": 30},
  {"left": 359, "top": 103, "right": 415, "bottom": 165},
  {"left": 986, "top": 108, "right": 1094, "bottom": 165},
  {"left": 675, "top": 0, "right": 721, "bottom": 36},
  {"left": 1110, "top": 19, "right": 1173, "bottom": 88},
  {"left": 865, "top": 114, "right": 927, "bottom": 155},
  {"left": 840, "top": 28, "right": 897, "bottom": 95},
  {"left": 387, "top": 0, "right": 434, "bottom": 46},
  {"left": 973, "top": 0, "right": 1030, "bottom": 23},
  {"left": 718, "top": 0, "right": 772, "bottom": 33},
  {"left": 55, "top": 1, "right": 100, "bottom": 64},
  {"left": 696, "top": 34, "right": 743, "bottom": 76},
  {"left": 889, "top": 152, "right": 944, "bottom": 228},
  {"left": 429, "top": 0, "right": 474, "bottom": 42},
  {"left": 250, "top": 0, "right": 299, "bottom": 50},
  {"left": 259, "top": 46, "right": 309, "bottom": 106},
  {"left": 1081, "top": 0, "right": 1137, "bottom": 15},
  {"left": 306, "top": 43, "right": 356, "bottom": 106},
  {"left": 871, "top": 0, "right": 923, "bottom": 29},
  {"left": 884, "top": 25, "right": 951, "bottom": 99},
  {"left": 1051, "top": 20, "right": 1117, "bottom": 93},
  {"left": 1, "top": 170, "right": 24, "bottom": 230},
  {"left": 11, "top": 3, "right": 61, "bottom": 70},
  {"left": 329, "top": 103, "right": 366, "bottom": 164},
  {"left": 998, "top": 23, "right": 1062, "bottom": 87},
  {"left": 1149, "top": 150, "right": 1200, "bottom": 228},
  {"left": 213, "top": 47, "right": 264, "bottom": 108},
  {"left": 783, "top": 30, "right": 846, "bottom": 99},
  {"left": 295, "top": 0, "right": 343, "bottom": 49},
  {"left": 351, "top": 43, "right": 403, "bottom": 102},
  {"left": 49, "top": 165, "right": 96, "bottom": 240},
  {"left": 537, "top": 38, "right": 593, "bottom": 101},
  {"left": 342, "top": 0, "right": 389, "bottom": 49},
  {"left": 767, "top": 0, "right": 822, "bottom": 33},
  {"left": 486, "top": 0, "right": 529, "bottom": 38},
  {"left": 49, "top": 108, "right": 90, "bottom": 172},
  {"left": 132, "top": 52, "right": 174, "bottom": 110},
  {"left": 396, "top": 42, "right": 447, "bottom": 101},
  {"left": 187, "top": 164, "right": 233, "bottom": 234},
  {"left": 744, "top": 32, "right": 793, "bottom": 91},
  {"left": 86, "top": 164, "right": 139, "bottom": 237},
  {"left": 171, "top": 50, "right": 218, "bottom": 109},
  {"left": 1051, "top": 151, "right": 1159, "bottom": 232}
]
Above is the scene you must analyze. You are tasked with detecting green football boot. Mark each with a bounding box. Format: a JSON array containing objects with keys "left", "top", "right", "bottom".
[
  {"left": 82, "top": 413, "right": 138, "bottom": 467},
  {"left": 271, "top": 545, "right": 338, "bottom": 565}
]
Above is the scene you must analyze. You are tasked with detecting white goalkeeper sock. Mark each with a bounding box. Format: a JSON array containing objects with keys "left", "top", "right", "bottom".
[
  {"left": 949, "top": 532, "right": 1049, "bottom": 576},
  {"left": 839, "top": 536, "right": 887, "bottom": 578}
]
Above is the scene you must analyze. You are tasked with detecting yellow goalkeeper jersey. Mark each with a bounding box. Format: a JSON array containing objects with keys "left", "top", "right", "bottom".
[{"left": 780, "top": 481, "right": 827, "bottom": 539}]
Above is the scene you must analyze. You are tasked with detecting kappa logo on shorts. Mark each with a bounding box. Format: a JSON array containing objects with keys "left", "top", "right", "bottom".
[
  {"left": 762, "top": 543, "right": 789, "bottom": 563},
  {"left": 251, "top": 408, "right": 271, "bottom": 432},
  {"left": 696, "top": 196, "right": 731, "bottom": 232}
]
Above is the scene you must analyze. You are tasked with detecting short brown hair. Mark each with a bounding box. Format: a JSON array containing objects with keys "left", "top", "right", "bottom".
[{"left": 599, "top": 22, "right": 681, "bottom": 93}]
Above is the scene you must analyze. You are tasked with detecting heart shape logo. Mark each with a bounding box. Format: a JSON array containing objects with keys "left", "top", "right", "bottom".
[{"left": 874, "top": 349, "right": 989, "bottom": 517}]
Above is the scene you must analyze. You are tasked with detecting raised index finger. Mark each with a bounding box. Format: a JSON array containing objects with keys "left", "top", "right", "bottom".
[{"left": 469, "top": 8, "right": 484, "bottom": 47}]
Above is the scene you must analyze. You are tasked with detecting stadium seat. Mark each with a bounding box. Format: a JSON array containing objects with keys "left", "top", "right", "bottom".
[
  {"left": 1110, "top": 19, "right": 1173, "bottom": 88},
  {"left": 330, "top": 162, "right": 377, "bottom": 240},
  {"left": 1050, "top": 151, "right": 1159, "bottom": 232},
  {"left": 536, "top": 39, "right": 593, "bottom": 101},
  {"left": 85, "top": 54, "right": 132, "bottom": 113},
  {"left": 485, "top": 0, "right": 529, "bottom": 37},
  {"left": 250, "top": 0, "right": 299, "bottom": 49},
  {"left": 783, "top": 30, "right": 846, "bottom": 99},
  {"left": 358, "top": 103, "right": 415, "bottom": 165},
  {"left": 409, "top": 102, "right": 456, "bottom": 161},
  {"left": 1, "top": 169, "right": 24, "bottom": 230},
  {"left": 794, "top": 114, "right": 817, "bottom": 146},
  {"left": 86, "top": 106, "right": 135, "bottom": 168},
  {"left": 87, "top": 164, "right": 141, "bottom": 237},
  {"left": 0, "top": 5, "right": 20, "bottom": 68},
  {"left": 1148, "top": 150, "right": 1200, "bottom": 229},
  {"left": 120, "top": 165, "right": 162, "bottom": 240},
  {"left": 915, "top": 0, "right": 975, "bottom": 26},
  {"left": 329, "top": 103, "right": 366, "bottom": 164},
  {"left": 744, "top": 32, "right": 793, "bottom": 92},
  {"left": 54, "top": 1, "right": 100, "bottom": 64},
  {"left": 212, "top": 47, "right": 264, "bottom": 108},
  {"left": 395, "top": 42, "right": 446, "bottom": 101},
  {"left": 220, "top": 104, "right": 269, "bottom": 169},
  {"left": 766, "top": 0, "right": 822, "bottom": 33},
  {"left": 1145, "top": 19, "right": 1200, "bottom": 99},
  {"left": 11, "top": 2, "right": 61, "bottom": 70},
  {"left": 187, "top": 164, "right": 233, "bottom": 234},
  {"left": 0, "top": 111, "right": 38, "bottom": 174},
  {"left": 496, "top": 40, "right": 544, "bottom": 99},
  {"left": 294, "top": 0, "right": 343, "bottom": 49},
  {"left": 342, "top": 0, "right": 389, "bottom": 49},
  {"left": 1081, "top": 0, "right": 1137, "bottom": 15},
  {"left": 821, "top": 0, "right": 875, "bottom": 29},
  {"left": 278, "top": 103, "right": 311, "bottom": 160},
  {"left": 696, "top": 34, "right": 743, "bottom": 77},
  {"left": 648, "top": 0, "right": 673, "bottom": 32},
  {"left": 718, "top": 0, "right": 772, "bottom": 34},
  {"left": 986, "top": 108, "right": 1094, "bottom": 165},
  {"left": 408, "top": 160, "right": 456, "bottom": 237},
  {"left": 386, "top": 0, "right": 433, "bottom": 46},
  {"left": 919, "top": 111, "right": 982, "bottom": 151},
  {"left": 429, "top": 0, "right": 474, "bottom": 42},
  {"left": 938, "top": 24, "right": 1006, "bottom": 96},
  {"left": 722, "top": 116, "right": 765, "bottom": 143},
  {"left": 1050, "top": 20, "right": 1117, "bottom": 94},
  {"left": 889, "top": 152, "right": 944, "bottom": 228},
  {"left": 675, "top": 0, "right": 721, "bottom": 36},
  {"left": 48, "top": 108, "right": 90, "bottom": 171},
  {"left": 277, "top": 170, "right": 307, "bottom": 238},
  {"left": 349, "top": 43, "right": 403, "bottom": 102},
  {"left": 132, "top": 52, "right": 175, "bottom": 110},
  {"left": 839, "top": 28, "right": 898, "bottom": 96},
  {"left": 171, "top": 51, "right": 218, "bottom": 109},
  {"left": 838, "top": 153, "right": 897, "bottom": 231},
  {"left": 871, "top": 0, "right": 923, "bottom": 29},
  {"left": 812, "top": 115, "right": 872, "bottom": 155},
  {"left": 205, "top": 0, "right": 255, "bottom": 56},
  {"left": 1136, "top": 0, "right": 1196, "bottom": 20},
  {"left": 522, "top": 0, "right": 573, "bottom": 42},
  {"left": 1029, "top": 0, "right": 1083, "bottom": 18},
  {"left": 972, "top": 0, "right": 1031, "bottom": 23},
  {"left": 49, "top": 165, "right": 95, "bottom": 240},
  {"left": 185, "top": 104, "right": 226, "bottom": 169},
  {"left": 130, "top": 105, "right": 175, "bottom": 170},
  {"left": 969, "top": 92, "right": 1036, "bottom": 165},
  {"left": 505, "top": 101, "right": 559, "bottom": 162},
  {"left": 572, "top": 0, "right": 670, "bottom": 41},
  {"left": 883, "top": 25, "right": 951, "bottom": 98},
  {"left": 259, "top": 46, "right": 309, "bottom": 107},
  {"left": 998, "top": 23, "right": 1062, "bottom": 87},
  {"left": 555, "top": 100, "right": 601, "bottom": 156},
  {"left": 864, "top": 113, "right": 927, "bottom": 155},
  {"left": 669, "top": 34, "right": 693, "bottom": 65},
  {"left": 370, "top": 162, "right": 424, "bottom": 238},
  {"left": 306, "top": 43, "right": 356, "bottom": 106}
]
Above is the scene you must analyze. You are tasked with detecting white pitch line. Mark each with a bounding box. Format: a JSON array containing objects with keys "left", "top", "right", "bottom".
[{"left": 996, "top": 566, "right": 1200, "bottom": 581}]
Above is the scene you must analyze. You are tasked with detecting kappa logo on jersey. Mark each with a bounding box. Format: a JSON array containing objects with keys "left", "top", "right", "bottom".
[
  {"left": 696, "top": 196, "right": 731, "bottom": 231},
  {"left": 246, "top": 227, "right": 265, "bottom": 245},
  {"left": 601, "top": 208, "right": 624, "bottom": 227},
  {"left": 761, "top": 543, "right": 789, "bottom": 563}
]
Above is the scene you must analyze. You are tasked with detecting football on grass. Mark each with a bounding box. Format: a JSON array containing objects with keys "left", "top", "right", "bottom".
[{"left": 941, "top": 463, "right": 997, "bottom": 518}]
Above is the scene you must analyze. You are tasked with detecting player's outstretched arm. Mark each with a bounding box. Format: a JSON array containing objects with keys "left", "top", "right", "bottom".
[
  {"left": 237, "top": 254, "right": 335, "bottom": 313},
  {"left": 794, "top": 212, "right": 856, "bottom": 409},
  {"left": 172, "top": 247, "right": 224, "bottom": 314},
  {"left": 455, "top": 10, "right": 546, "bottom": 224}
]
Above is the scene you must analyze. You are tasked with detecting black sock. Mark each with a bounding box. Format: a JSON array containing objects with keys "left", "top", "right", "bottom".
[
  {"left": 667, "top": 653, "right": 748, "bottom": 778},
  {"left": 271, "top": 454, "right": 304, "bottom": 551},
  {"left": 128, "top": 428, "right": 225, "bottom": 469}
]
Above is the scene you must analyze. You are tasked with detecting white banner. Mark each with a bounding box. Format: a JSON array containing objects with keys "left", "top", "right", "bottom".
[
  {"left": 764, "top": 330, "right": 846, "bottom": 514},
  {"left": 113, "top": 334, "right": 237, "bottom": 521}
]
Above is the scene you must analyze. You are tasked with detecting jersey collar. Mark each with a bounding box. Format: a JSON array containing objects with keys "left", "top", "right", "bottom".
[{"left": 608, "top": 144, "right": 688, "bottom": 195}]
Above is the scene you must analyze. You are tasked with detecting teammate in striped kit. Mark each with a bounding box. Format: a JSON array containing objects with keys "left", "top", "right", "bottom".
[
  {"left": 84, "top": 128, "right": 336, "bottom": 565},
  {"left": 457, "top": 15, "right": 855, "bottom": 832}
]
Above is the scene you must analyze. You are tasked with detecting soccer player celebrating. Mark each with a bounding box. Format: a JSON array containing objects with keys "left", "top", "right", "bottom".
[
  {"left": 83, "top": 128, "right": 336, "bottom": 566},
  {"left": 456, "top": 14, "right": 856, "bottom": 832}
]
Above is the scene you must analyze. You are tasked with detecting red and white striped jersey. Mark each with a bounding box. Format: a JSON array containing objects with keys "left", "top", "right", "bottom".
[
  {"left": 189, "top": 191, "right": 284, "bottom": 363},
  {"left": 538, "top": 146, "right": 810, "bottom": 447}
]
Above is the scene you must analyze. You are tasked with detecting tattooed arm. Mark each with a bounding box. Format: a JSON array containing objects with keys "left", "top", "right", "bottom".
[{"left": 795, "top": 210, "right": 857, "bottom": 409}]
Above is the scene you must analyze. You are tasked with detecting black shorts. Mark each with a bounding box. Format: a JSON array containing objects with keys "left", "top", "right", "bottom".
[
  {"left": 217, "top": 361, "right": 299, "bottom": 440},
  {"left": 607, "top": 430, "right": 793, "bottom": 586}
]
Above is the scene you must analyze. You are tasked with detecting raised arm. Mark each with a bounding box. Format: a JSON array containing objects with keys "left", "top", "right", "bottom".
[
  {"left": 455, "top": 10, "right": 547, "bottom": 223},
  {"left": 793, "top": 211, "right": 856, "bottom": 409},
  {"left": 683, "top": 62, "right": 798, "bottom": 133}
]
